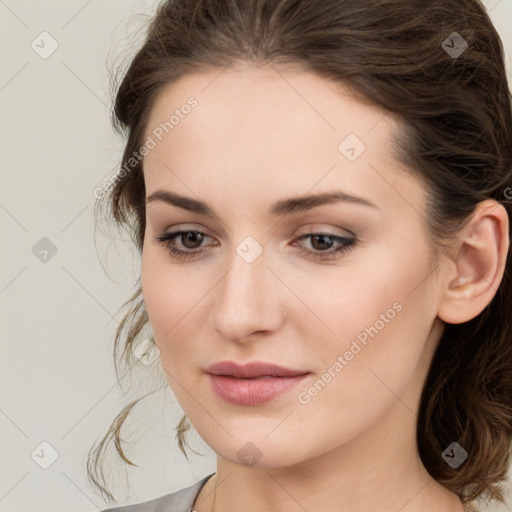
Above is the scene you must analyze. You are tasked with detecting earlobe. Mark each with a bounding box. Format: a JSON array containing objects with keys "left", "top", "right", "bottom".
[{"left": 438, "top": 200, "right": 509, "bottom": 325}]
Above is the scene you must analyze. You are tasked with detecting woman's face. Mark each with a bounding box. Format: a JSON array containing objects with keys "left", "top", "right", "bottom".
[{"left": 141, "top": 63, "right": 448, "bottom": 468}]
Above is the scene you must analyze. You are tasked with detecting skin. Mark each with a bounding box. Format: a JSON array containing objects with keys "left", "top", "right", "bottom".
[{"left": 140, "top": 62, "right": 509, "bottom": 512}]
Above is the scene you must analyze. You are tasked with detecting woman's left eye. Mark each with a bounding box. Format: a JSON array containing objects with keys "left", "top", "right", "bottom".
[
  {"left": 154, "top": 230, "right": 358, "bottom": 261},
  {"left": 293, "top": 232, "right": 357, "bottom": 260}
]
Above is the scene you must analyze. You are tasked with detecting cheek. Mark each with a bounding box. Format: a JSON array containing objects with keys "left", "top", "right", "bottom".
[
  {"left": 290, "top": 241, "right": 436, "bottom": 396},
  {"left": 140, "top": 243, "right": 222, "bottom": 384},
  {"left": 140, "top": 247, "right": 193, "bottom": 356},
  {"left": 290, "top": 242, "right": 431, "bottom": 355},
  {"left": 299, "top": 249, "right": 434, "bottom": 400}
]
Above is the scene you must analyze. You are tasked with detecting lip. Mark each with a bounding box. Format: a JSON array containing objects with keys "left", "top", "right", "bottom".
[
  {"left": 205, "top": 360, "right": 309, "bottom": 378},
  {"left": 205, "top": 360, "right": 311, "bottom": 406}
]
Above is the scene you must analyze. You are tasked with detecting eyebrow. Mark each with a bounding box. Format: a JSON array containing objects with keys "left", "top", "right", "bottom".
[{"left": 145, "top": 188, "right": 379, "bottom": 217}]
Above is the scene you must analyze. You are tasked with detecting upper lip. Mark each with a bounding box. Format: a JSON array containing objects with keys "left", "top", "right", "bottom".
[{"left": 205, "top": 360, "right": 309, "bottom": 378}]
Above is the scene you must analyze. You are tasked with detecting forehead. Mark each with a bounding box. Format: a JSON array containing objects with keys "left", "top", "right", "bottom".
[
  {"left": 142, "top": 63, "right": 423, "bottom": 215},
  {"left": 144, "top": 62, "right": 393, "bottom": 145}
]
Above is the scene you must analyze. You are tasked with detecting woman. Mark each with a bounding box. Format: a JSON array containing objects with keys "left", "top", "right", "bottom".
[{"left": 89, "top": 0, "right": 512, "bottom": 511}]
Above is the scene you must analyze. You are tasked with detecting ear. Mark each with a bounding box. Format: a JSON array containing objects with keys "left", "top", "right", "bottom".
[{"left": 437, "top": 199, "right": 510, "bottom": 325}]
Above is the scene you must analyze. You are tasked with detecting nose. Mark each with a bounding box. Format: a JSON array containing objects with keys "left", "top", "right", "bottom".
[{"left": 209, "top": 245, "right": 283, "bottom": 344}]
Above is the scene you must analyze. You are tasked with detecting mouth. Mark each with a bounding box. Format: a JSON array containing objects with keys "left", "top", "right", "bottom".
[
  {"left": 205, "top": 360, "right": 311, "bottom": 406},
  {"left": 205, "top": 360, "right": 309, "bottom": 378}
]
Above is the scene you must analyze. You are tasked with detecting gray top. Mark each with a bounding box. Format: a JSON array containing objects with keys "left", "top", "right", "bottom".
[
  {"left": 100, "top": 473, "right": 215, "bottom": 512},
  {"left": 99, "top": 474, "right": 478, "bottom": 511}
]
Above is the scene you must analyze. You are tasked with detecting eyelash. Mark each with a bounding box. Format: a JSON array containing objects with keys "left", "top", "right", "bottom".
[{"left": 154, "top": 230, "right": 357, "bottom": 261}]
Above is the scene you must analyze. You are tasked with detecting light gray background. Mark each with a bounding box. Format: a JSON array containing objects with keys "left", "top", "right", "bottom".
[{"left": 1, "top": 1, "right": 511, "bottom": 511}]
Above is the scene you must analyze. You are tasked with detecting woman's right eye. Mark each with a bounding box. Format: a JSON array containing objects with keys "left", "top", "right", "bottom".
[{"left": 154, "top": 230, "right": 214, "bottom": 259}]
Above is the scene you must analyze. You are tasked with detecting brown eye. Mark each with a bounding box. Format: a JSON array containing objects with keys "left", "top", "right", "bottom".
[
  {"left": 309, "top": 234, "right": 336, "bottom": 251},
  {"left": 180, "top": 231, "right": 206, "bottom": 249},
  {"left": 294, "top": 233, "right": 357, "bottom": 261},
  {"left": 154, "top": 230, "right": 214, "bottom": 260}
]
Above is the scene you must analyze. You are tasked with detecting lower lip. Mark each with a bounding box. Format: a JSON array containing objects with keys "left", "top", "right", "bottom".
[{"left": 207, "top": 373, "right": 310, "bottom": 406}]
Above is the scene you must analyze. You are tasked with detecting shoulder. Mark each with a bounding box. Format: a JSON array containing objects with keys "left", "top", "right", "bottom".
[{"left": 99, "top": 473, "right": 215, "bottom": 512}]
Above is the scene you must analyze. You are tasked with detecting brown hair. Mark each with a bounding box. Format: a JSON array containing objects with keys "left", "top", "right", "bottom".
[{"left": 88, "top": 0, "right": 512, "bottom": 506}]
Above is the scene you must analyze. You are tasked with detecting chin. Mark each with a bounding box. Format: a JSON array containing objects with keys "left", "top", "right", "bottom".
[{"left": 209, "top": 434, "right": 309, "bottom": 469}]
